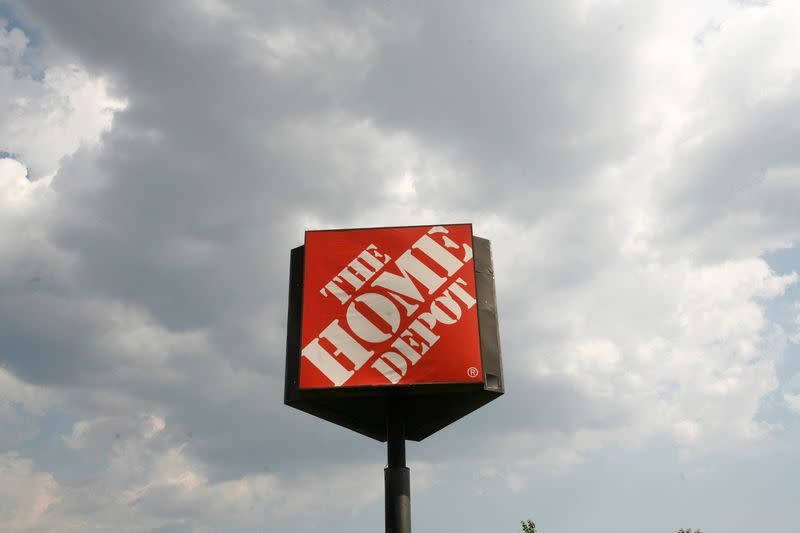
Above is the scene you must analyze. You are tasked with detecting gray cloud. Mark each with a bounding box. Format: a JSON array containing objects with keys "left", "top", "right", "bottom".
[{"left": 1, "top": 1, "right": 799, "bottom": 531}]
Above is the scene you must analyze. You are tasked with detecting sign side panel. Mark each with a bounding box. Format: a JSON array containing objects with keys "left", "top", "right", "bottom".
[
  {"left": 474, "top": 237, "right": 504, "bottom": 393},
  {"left": 284, "top": 246, "right": 304, "bottom": 405}
]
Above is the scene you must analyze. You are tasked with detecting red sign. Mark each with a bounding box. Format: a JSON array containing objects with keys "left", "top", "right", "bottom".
[{"left": 300, "top": 224, "right": 483, "bottom": 389}]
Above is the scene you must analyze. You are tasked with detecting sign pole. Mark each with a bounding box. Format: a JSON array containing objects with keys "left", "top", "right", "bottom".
[
  {"left": 385, "top": 402, "right": 411, "bottom": 533},
  {"left": 286, "top": 226, "right": 504, "bottom": 533}
]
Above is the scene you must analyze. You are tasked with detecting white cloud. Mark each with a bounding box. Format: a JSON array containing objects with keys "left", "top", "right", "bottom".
[
  {"left": 672, "top": 420, "right": 700, "bottom": 445},
  {"left": 785, "top": 393, "right": 800, "bottom": 414},
  {"left": 790, "top": 302, "right": 800, "bottom": 344},
  {"left": 0, "top": 156, "right": 52, "bottom": 222},
  {"left": 0, "top": 21, "right": 125, "bottom": 180},
  {"left": 0, "top": 367, "right": 53, "bottom": 447},
  {"left": 0, "top": 453, "right": 61, "bottom": 532},
  {"left": 504, "top": 472, "right": 526, "bottom": 493},
  {"left": 492, "top": 230, "right": 796, "bottom": 467},
  {"left": 40, "top": 412, "right": 429, "bottom": 530}
]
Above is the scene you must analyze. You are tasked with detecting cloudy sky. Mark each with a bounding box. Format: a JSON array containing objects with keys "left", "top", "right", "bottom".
[{"left": 1, "top": 1, "right": 799, "bottom": 532}]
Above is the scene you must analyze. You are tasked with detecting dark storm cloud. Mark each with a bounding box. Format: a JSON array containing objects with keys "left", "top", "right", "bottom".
[
  {"left": 0, "top": 291, "right": 111, "bottom": 386},
  {"left": 0, "top": 0, "right": 686, "bottom": 473},
  {"left": 9, "top": 0, "right": 388, "bottom": 337},
  {"left": 348, "top": 2, "right": 656, "bottom": 213},
  {"left": 4, "top": 0, "right": 429, "bottom": 481}
]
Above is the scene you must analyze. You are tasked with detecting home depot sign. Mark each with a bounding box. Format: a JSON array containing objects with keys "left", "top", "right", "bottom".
[
  {"left": 300, "top": 224, "right": 482, "bottom": 389},
  {"left": 285, "top": 223, "right": 502, "bottom": 442}
]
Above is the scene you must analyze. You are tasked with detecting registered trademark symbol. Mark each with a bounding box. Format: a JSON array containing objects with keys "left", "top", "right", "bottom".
[{"left": 467, "top": 367, "right": 479, "bottom": 378}]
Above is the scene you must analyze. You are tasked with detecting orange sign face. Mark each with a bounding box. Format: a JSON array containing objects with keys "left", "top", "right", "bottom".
[{"left": 300, "top": 224, "right": 483, "bottom": 389}]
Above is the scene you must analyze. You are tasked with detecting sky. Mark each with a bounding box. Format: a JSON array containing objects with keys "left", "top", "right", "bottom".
[{"left": 0, "top": 1, "right": 799, "bottom": 532}]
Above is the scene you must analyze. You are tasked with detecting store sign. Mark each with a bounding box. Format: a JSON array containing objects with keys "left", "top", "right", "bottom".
[{"left": 300, "top": 224, "right": 482, "bottom": 389}]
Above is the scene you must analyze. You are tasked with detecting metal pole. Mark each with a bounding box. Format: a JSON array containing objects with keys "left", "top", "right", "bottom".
[{"left": 385, "top": 405, "right": 410, "bottom": 533}]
